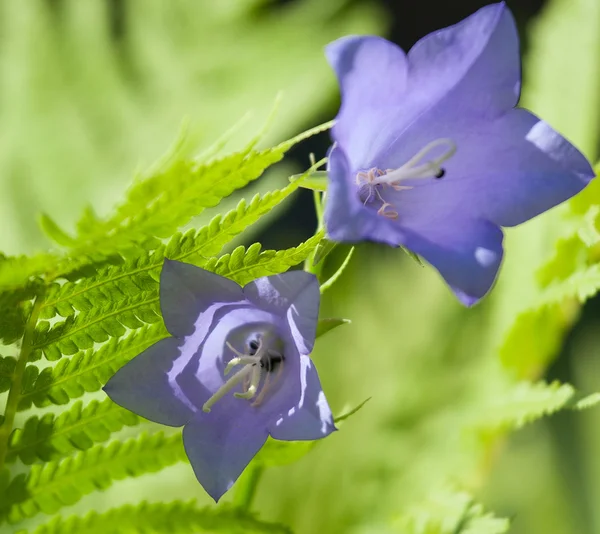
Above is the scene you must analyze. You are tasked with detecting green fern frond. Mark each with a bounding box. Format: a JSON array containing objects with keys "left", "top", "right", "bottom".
[
  {"left": 4, "top": 432, "right": 186, "bottom": 524},
  {"left": 192, "top": 183, "right": 305, "bottom": 260},
  {"left": 500, "top": 263, "right": 600, "bottom": 372},
  {"left": 70, "top": 122, "right": 330, "bottom": 258},
  {"left": 0, "top": 286, "right": 37, "bottom": 345},
  {"left": 474, "top": 381, "right": 574, "bottom": 434},
  {"left": 7, "top": 399, "right": 141, "bottom": 465},
  {"left": 204, "top": 230, "right": 325, "bottom": 286},
  {"left": 399, "top": 487, "right": 509, "bottom": 534},
  {"left": 31, "top": 231, "right": 323, "bottom": 363},
  {"left": 19, "top": 500, "right": 292, "bottom": 534},
  {"left": 18, "top": 324, "right": 168, "bottom": 411},
  {"left": 30, "top": 292, "right": 162, "bottom": 361},
  {"left": 0, "top": 254, "right": 59, "bottom": 292},
  {"left": 0, "top": 356, "right": 16, "bottom": 393}
]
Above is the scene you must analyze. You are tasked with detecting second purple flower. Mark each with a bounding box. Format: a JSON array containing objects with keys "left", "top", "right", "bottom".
[{"left": 324, "top": 2, "right": 594, "bottom": 305}]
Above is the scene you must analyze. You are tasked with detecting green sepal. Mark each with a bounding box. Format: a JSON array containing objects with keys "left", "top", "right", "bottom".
[{"left": 316, "top": 318, "right": 351, "bottom": 339}]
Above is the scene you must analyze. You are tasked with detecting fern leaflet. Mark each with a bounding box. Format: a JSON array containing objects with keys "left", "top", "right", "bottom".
[
  {"left": 20, "top": 500, "right": 292, "bottom": 534},
  {"left": 19, "top": 324, "right": 168, "bottom": 411},
  {"left": 7, "top": 399, "right": 141, "bottom": 465},
  {"left": 30, "top": 231, "right": 323, "bottom": 362},
  {"left": 3, "top": 432, "right": 185, "bottom": 524}
]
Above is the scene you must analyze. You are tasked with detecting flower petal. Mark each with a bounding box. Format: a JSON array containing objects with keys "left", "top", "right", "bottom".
[
  {"left": 183, "top": 411, "right": 268, "bottom": 502},
  {"left": 268, "top": 355, "right": 336, "bottom": 441},
  {"left": 160, "top": 259, "right": 244, "bottom": 338},
  {"left": 389, "top": 109, "right": 593, "bottom": 228},
  {"left": 325, "top": 35, "right": 408, "bottom": 170},
  {"left": 407, "top": 3, "right": 519, "bottom": 120},
  {"left": 243, "top": 271, "right": 320, "bottom": 354},
  {"left": 103, "top": 337, "right": 199, "bottom": 427},
  {"left": 399, "top": 216, "right": 504, "bottom": 306},
  {"left": 327, "top": 3, "right": 520, "bottom": 170}
]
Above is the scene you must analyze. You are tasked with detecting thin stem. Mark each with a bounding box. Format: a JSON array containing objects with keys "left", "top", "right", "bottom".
[
  {"left": 233, "top": 462, "right": 265, "bottom": 511},
  {"left": 0, "top": 290, "right": 45, "bottom": 474}
]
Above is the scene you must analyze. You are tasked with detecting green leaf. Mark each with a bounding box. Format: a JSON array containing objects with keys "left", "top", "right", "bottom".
[
  {"left": 38, "top": 214, "right": 76, "bottom": 248},
  {"left": 18, "top": 501, "right": 292, "bottom": 534},
  {"left": 473, "top": 381, "right": 575, "bottom": 434},
  {"left": 18, "top": 324, "right": 168, "bottom": 411},
  {"left": 398, "top": 488, "right": 509, "bottom": 534},
  {"left": 0, "top": 356, "right": 16, "bottom": 394},
  {"left": 68, "top": 122, "right": 332, "bottom": 260},
  {"left": 7, "top": 399, "right": 140, "bottom": 465},
  {"left": 4, "top": 432, "right": 186, "bottom": 524},
  {"left": 572, "top": 392, "right": 600, "bottom": 410},
  {"left": 315, "top": 318, "right": 351, "bottom": 339}
]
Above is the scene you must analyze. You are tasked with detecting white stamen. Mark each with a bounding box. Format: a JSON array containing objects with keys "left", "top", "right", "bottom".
[
  {"left": 374, "top": 138, "right": 456, "bottom": 186},
  {"left": 202, "top": 365, "right": 253, "bottom": 413},
  {"left": 224, "top": 355, "right": 260, "bottom": 375},
  {"left": 202, "top": 333, "right": 285, "bottom": 413},
  {"left": 234, "top": 364, "right": 261, "bottom": 399}
]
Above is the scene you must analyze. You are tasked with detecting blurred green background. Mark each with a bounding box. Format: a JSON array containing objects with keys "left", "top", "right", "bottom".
[{"left": 3, "top": 0, "right": 600, "bottom": 533}]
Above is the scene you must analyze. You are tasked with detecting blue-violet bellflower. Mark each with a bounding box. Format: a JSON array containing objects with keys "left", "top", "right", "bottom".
[
  {"left": 104, "top": 260, "right": 335, "bottom": 501},
  {"left": 324, "top": 2, "right": 595, "bottom": 305}
]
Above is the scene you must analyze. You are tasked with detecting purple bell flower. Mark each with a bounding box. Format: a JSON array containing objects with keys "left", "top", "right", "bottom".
[
  {"left": 104, "top": 260, "right": 335, "bottom": 501},
  {"left": 324, "top": 2, "right": 594, "bottom": 305}
]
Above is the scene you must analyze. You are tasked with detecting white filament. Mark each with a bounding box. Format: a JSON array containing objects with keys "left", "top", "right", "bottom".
[
  {"left": 373, "top": 138, "right": 456, "bottom": 185},
  {"left": 202, "top": 338, "right": 283, "bottom": 413}
]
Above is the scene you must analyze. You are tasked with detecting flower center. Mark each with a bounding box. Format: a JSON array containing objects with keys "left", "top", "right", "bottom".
[
  {"left": 355, "top": 138, "right": 456, "bottom": 219},
  {"left": 202, "top": 331, "right": 285, "bottom": 413}
]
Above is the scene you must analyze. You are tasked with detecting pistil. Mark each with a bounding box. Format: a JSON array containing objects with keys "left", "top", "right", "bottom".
[{"left": 202, "top": 332, "right": 285, "bottom": 413}]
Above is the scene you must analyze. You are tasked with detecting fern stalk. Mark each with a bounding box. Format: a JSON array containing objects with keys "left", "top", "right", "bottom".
[{"left": 0, "top": 290, "right": 46, "bottom": 473}]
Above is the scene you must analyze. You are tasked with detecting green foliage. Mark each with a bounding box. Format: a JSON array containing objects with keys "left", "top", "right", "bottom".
[
  {"left": 398, "top": 488, "right": 509, "bottom": 534},
  {"left": 67, "top": 123, "right": 330, "bottom": 259},
  {"left": 18, "top": 500, "right": 292, "bottom": 534},
  {"left": 0, "top": 117, "right": 329, "bottom": 532},
  {"left": 18, "top": 324, "right": 168, "bottom": 411},
  {"left": 7, "top": 399, "right": 141, "bottom": 465},
  {"left": 474, "top": 381, "right": 575, "bottom": 435},
  {"left": 315, "top": 318, "right": 351, "bottom": 339},
  {"left": 0, "top": 356, "right": 16, "bottom": 393},
  {"left": 2, "top": 432, "right": 186, "bottom": 524}
]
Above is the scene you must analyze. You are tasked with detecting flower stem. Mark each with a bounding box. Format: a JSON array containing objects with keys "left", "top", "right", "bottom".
[
  {"left": 0, "top": 290, "right": 45, "bottom": 474},
  {"left": 233, "top": 462, "right": 264, "bottom": 511}
]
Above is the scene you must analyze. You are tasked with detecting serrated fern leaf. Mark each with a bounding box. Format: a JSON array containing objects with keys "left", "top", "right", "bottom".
[
  {"left": 204, "top": 230, "right": 324, "bottom": 286},
  {"left": 70, "top": 122, "right": 330, "bottom": 257},
  {"left": 3, "top": 432, "right": 185, "bottom": 524},
  {"left": 0, "top": 254, "right": 59, "bottom": 292},
  {"left": 20, "top": 500, "right": 292, "bottom": 534},
  {"left": 500, "top": 263, "right": 600, "bottom": 372},
  {"left": 7, "top": 399, "right": 140, "bottom": 465},
  {"left": 0, "top": 286, "right": 37, "bottom": 345},
  {"left": 399, "top": 488, "right": 509, "bottom": 534},
  {"left": 474, "top": 381, "right": 574, "bottom": 434},
  {"left": 32, "top": 231, "right": 323, "bottom": 362},
  {"left": 0, "top": 356, "right": 16, "bottom": 393},
  {"left": 19, "top": 324, "right": 168, "bottom": 411}
]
